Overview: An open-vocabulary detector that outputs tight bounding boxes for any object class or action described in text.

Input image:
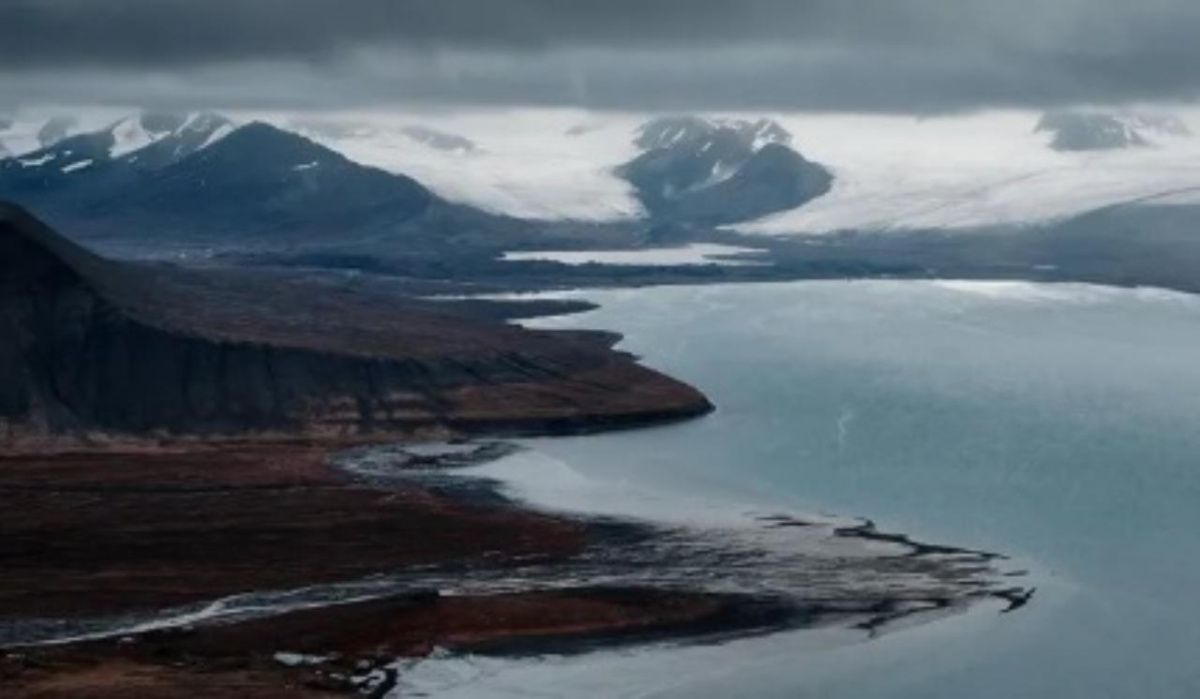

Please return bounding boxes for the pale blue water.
[401,280,1200,698]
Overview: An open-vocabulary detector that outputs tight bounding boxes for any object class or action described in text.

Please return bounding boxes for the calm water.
[400,280,1200,698]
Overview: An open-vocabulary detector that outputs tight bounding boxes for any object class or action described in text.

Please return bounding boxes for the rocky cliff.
[0,203,711,446]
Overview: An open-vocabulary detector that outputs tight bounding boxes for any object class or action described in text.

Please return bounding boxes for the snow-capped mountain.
[9,106,1200,241]
[634,116,792,152]
[1,112,233,174]
[0,118,537,255]
[107,121,435,239]
[1035,111,1192,151]
[617,116,832,224]
[286,107,1200,234]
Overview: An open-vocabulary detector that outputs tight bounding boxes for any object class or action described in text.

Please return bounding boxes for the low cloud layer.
[2,0,1199,112]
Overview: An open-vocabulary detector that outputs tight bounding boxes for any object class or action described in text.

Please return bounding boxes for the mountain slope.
[0,119,544,256]
[0,204,710,445]
[0,113,234,229]
[93,122,435,240]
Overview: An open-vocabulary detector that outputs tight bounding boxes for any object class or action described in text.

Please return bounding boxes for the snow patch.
[274,652,331,668]
[61,159,93,173]
[18,153,56,167]
[108,117,156,158]
[198,121,235,150]
[502,243,767,267]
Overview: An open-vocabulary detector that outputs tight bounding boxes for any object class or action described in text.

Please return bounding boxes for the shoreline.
[1,440,1029,697]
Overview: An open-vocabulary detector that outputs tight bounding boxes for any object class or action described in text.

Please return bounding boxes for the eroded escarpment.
[0,203,711,447]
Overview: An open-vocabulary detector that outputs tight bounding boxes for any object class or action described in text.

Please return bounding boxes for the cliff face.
[0,204,710,446]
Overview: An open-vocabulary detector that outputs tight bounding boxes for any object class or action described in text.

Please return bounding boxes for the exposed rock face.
[0,204,711,446]
[401,125,477,153]
[1036,110,1192,151]
[619,116,832,225]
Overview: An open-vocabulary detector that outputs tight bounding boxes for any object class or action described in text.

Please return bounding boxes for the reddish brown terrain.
[0,445,585,620]
[0,445,795,698]
[0,204,743,696]
[3,587,767,699]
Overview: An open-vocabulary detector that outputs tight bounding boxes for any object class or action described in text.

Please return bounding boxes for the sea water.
[399,280,1200,698]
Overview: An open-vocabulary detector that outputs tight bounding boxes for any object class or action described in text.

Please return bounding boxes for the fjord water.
[404,280,1200,698]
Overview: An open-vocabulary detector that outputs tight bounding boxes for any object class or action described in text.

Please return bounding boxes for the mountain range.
[1,112,841,255]
[0,114,552,259]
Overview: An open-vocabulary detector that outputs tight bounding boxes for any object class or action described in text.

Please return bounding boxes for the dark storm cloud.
[2,0,1199,111]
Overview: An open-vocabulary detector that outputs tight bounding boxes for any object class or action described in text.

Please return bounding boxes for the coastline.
[1,438,1028,697]
[0,441,789,697]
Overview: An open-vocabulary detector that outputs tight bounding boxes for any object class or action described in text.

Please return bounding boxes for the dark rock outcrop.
[401,125,477,153]
[1036,110,1191,151]
[0,204,711,446]
[618,116,832,225]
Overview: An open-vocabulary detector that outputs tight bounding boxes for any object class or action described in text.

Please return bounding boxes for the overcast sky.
[3,0,1199,113]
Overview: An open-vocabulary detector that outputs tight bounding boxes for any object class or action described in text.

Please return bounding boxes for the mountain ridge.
[0,204,711,447]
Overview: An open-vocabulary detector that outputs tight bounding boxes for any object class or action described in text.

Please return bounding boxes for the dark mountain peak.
[117,112,233,169]
[1035,110,1190,151]
[198,121,344,168]
[635,116,717,150]
[78,121,439,243]
[619,116,829,224]
[0,118,449,248]
[1036,111,1145,151]
[174,120,429,196]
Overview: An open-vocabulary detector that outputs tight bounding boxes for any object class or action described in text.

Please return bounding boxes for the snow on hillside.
[12,105,1196,233]
[735,109,1200,234]
[275,109,646,221]
[268,107,1200,233]
[108,115,159,157]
